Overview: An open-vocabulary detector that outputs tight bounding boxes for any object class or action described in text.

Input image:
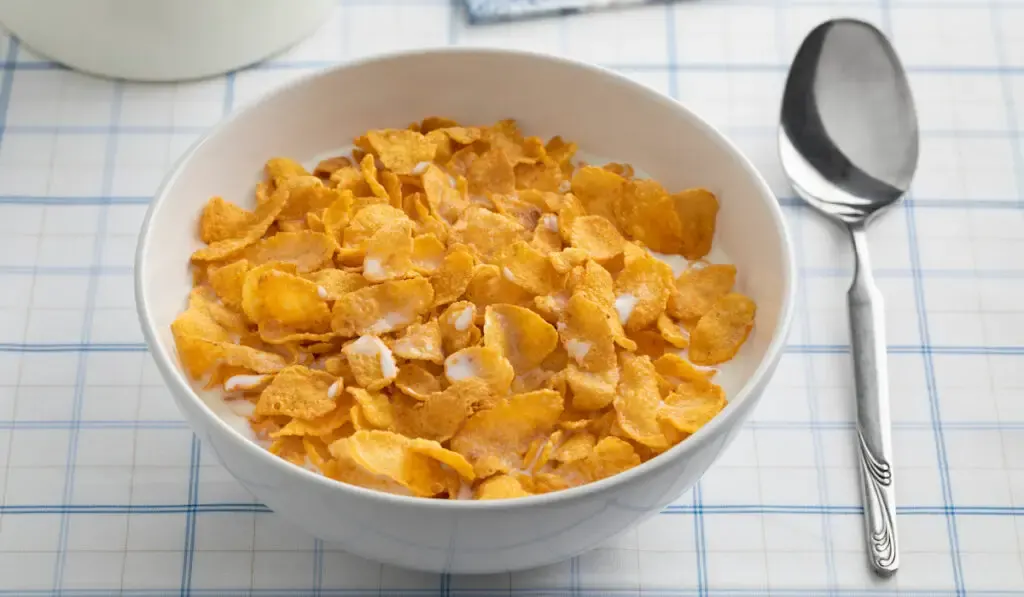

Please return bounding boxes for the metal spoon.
[779,18,919,577]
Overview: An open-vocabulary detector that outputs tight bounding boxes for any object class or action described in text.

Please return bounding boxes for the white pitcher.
[0,0,334,81]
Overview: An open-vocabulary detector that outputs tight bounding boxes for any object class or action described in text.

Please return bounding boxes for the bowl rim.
[135,45,797,511]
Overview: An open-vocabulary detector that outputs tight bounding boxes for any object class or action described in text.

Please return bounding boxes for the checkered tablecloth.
[0,0,1022,594]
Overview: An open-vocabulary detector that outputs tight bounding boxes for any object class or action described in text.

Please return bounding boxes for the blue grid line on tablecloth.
[180,433,201,594]
[49,79,124,591]
[9,502,1024,516]
[663,6,706,595]
[876,7,962,595]
[989,1,1024,211]
[0,590,1019,597]
[11,56,1024,75]
[792,160,839,592]
[903,197,965,588]
[692,483,708,597]
[877,1,964,587]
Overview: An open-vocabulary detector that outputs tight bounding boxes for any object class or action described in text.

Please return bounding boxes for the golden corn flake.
[444,346,514,395]
[613,354,669,451]
[245,231,334,273]
[391,380,481,443]
[330,277,434,337]
[253,269,331,331]
[407,437,475,481]
[175,117,752,500]
[570,215,626,261]
[395,362,442,400]
[475,474,532,499]
[554,431,596,463]
[363,219,414,282]
[419,116,459,133]
[219,342,290,373]
[360,154,390,201]
[347,387,394,429]
[422,163,468,224]
[486,119,539,165]
[654,352,713,386]
[439,301,481,354]
[567,364,619,411]
[450,389,563,478]
[483,304,558,373]
[465,264,531,311]
[191,180,289,263]
[326,436,411,495]
[272,401,352,439]
[515,157,563,193]
[501,241,565,296]
[171,314,230,379]
[430,247,476,307]
[492,193,543,230]
[522,431,560,474]
[688,293,756,365]
[381,170,403,208]
[657,313,690,349]
[628,329,669,360]
[673,188,719,260]
[659,379,726,436]
[568,260,634,351]
[531,214,563,253]
[411,234,446,274]
[329,164,371,195]
[342,204,410,254]
[549,248,588,275]
[303,268,367,300]
[278,176,344,222]
[614,178,684,254]
[189,285,247,334]
[199,197,255,244]
[467,148,516,196]
[668,264,737,324]
[450,206,524,263]
[313,155,352,179]
[265,157,309,184]
[342,335,398,391]
[349,404,375,431]
[321,190,354,247]
[255,365,338,419]
[544,136,577,175]
[547,437,641,488]
[392,319,444,364]
[556,193,586,242]
[560,294,616,372]
[334,429,451,497]
[366,129,437,175]
[570,166,625,222]
[614,244,674,331]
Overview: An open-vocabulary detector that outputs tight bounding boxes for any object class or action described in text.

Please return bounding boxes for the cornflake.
[172,117,756,500]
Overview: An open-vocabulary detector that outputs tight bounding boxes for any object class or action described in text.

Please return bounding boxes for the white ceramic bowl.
[136,48,796,574]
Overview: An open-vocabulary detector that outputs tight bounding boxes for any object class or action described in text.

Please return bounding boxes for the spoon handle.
[847,224,899,576]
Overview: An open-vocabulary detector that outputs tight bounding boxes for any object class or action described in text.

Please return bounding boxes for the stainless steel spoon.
[779,18,919,577]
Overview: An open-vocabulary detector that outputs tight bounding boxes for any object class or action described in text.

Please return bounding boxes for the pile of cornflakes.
[171,117,756,500]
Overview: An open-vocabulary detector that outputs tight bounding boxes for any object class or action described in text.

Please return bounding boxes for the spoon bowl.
[780,18,919,225]
[779,18,919,578]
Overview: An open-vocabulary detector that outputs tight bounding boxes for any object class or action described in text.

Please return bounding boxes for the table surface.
[1,0,1023,595]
